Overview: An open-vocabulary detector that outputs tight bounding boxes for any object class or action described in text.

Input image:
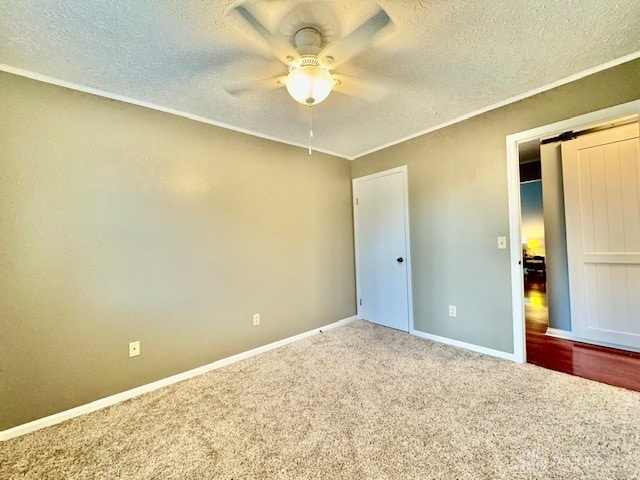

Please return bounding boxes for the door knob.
[397,257,404,263]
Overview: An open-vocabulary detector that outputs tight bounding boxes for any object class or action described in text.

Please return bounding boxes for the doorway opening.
[507,100,640,391]
[507,99,640,364]
[518,150,548,334]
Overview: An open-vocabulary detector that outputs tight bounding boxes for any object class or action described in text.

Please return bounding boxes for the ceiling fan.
[229,2,392,152]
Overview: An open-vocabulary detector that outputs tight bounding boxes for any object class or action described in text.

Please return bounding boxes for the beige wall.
[0,72,356,430]
[351,58,640,353]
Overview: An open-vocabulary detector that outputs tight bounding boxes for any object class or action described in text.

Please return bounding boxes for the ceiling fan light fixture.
[285,58,333,106]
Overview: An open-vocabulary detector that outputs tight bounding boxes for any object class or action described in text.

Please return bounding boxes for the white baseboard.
[410,329,518,362]
[546,327,640,353]
[0,315,357,442]
[545,327,574,340]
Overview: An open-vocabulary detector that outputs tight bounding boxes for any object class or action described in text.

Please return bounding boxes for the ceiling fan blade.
[234,5,300,65]
[226,75,288,95]
[332,74,388,102]
[319,9,391,68]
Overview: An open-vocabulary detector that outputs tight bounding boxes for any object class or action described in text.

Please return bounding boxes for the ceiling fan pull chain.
[307,104,313,155]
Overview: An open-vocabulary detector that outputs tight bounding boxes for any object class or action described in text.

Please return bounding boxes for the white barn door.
[353,166,411,332]
[562,122,640,349]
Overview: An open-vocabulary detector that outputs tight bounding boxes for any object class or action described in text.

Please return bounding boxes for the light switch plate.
[497,236,507,249]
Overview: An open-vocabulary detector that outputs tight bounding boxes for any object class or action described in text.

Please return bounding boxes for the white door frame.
[353,165,414,331]
[506,99,640,363]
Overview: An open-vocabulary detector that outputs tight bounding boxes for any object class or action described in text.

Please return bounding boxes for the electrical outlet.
[253,313,260,326]
[448,305,457,318]
[129,341,140,357]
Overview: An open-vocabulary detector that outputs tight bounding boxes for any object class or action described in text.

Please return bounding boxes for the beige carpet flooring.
[2,320,640,479]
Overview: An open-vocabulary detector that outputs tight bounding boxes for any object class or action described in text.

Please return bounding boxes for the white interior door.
[353,166,411,331]
[562,122,640,349]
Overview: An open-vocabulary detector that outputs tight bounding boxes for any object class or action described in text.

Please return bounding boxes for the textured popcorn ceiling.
[1,0,639,159]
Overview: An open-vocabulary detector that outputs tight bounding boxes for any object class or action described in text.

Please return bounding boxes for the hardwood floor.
[526,332,640,391]
[524,276,640,392]
[523,277,548,333]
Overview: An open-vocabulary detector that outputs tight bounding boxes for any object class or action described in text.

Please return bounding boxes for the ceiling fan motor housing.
[293,27,322,56]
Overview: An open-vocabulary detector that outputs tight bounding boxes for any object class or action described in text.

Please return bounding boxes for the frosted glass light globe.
[285,64,333,106]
